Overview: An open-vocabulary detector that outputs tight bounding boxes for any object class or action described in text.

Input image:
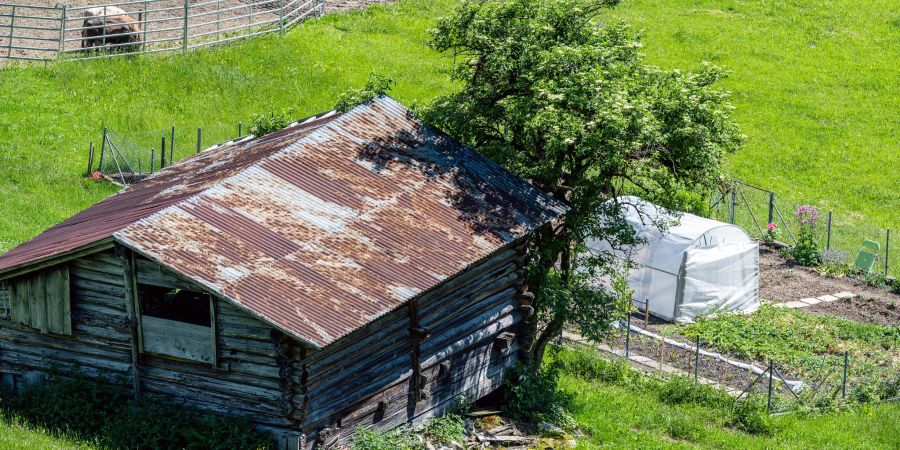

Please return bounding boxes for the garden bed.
[759,246,899,326]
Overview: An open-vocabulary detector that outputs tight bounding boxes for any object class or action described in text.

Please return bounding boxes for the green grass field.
[0,0,896,273]
[611,0,899,274]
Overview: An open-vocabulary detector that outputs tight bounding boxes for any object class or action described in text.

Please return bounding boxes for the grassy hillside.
[0,0,896,273]
[0,0,457,253]
[611,0,899,273]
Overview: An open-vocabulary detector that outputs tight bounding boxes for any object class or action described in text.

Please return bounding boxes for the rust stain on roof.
[1,96,566,348]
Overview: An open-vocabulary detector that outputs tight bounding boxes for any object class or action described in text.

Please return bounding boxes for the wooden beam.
[210,297,219,369]
[408,301,425,404]
[0,239,114,281]
[118,245,142,398]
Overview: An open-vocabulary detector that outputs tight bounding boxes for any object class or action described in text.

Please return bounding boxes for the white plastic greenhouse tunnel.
[585,196,760,323]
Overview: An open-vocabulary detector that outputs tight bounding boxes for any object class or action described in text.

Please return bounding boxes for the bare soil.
[759,246,900,326]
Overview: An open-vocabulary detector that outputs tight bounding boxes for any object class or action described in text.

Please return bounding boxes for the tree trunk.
[529,317,565,370]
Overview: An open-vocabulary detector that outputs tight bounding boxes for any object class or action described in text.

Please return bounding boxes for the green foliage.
[656,376,733,410]
[729,398,774,435]
[861,270,889,289]
[678,304,900,401]
[335,74,396,112]
[553,345,630,384]
[1,375,270,450]
[249,110,292,136]
[816,250,851,278]
[426,0,743,366]
[791,227,821,266]
[348,415,466,450]
[502,363,574,427]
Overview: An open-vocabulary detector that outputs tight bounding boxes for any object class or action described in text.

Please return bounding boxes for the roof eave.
[0,237,116,281]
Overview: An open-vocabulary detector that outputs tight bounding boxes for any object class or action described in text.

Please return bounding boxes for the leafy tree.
[424,0,743,366]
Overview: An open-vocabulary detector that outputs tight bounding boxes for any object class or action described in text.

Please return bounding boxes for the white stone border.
[777,291,855,309]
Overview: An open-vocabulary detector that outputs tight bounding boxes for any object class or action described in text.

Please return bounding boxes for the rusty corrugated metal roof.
[2,96,566,349]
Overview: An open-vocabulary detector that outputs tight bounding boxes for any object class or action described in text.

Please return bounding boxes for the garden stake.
[730,188,737,225]
[238,122,243,137]
[841,351,849,400]
[171,126,176,160]
[826,211,832,250]
[197,127,202,153]
[644,298,650,324]
[160,137,166,168]
[767,359,774,413]
[694,334,700,382]
[150,147,155,173]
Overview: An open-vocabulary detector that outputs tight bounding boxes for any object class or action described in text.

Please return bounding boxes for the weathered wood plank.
[142,316,214,364]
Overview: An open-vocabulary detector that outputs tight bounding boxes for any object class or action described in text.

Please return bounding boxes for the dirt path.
[759,246,899,325]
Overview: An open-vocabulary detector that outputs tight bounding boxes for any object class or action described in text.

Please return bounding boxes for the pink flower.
[767,223,777,231]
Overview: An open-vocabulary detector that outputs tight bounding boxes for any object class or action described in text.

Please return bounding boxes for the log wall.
[299,243,530,448]
[0,240,532,449]
[0,250,134,386]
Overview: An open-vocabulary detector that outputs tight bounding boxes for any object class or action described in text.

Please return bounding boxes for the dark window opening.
[138,285,211,327]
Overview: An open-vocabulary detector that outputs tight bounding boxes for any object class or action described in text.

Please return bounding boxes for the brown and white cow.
[81,7,142,53]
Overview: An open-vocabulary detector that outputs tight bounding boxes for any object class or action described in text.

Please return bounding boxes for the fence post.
[767,359,774,413]
[142,2,149,54]
[767,192,774,225]
[238,122,243,137]
[886,229,891,275]
[196,127,202,153]
[150,147,155,173]
[98,128,108,172]
[182,0,190,53]
[730,187,737,225]
[624,310,631,359]
[6,6,16,58]
[161,137,166,168]
[279,0,286,35]
[58,5,68,55]
[694,334,700,382]
[86,142,95,175]
[826,211,832,250]
[841,351,849,400]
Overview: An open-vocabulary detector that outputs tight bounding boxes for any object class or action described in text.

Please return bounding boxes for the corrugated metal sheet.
[2,96,566,349]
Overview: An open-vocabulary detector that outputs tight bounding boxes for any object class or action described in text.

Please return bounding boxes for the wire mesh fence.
[91,122,248,184]
[710,181,896,278]
[597,312,899,415]
[0,0,324,63]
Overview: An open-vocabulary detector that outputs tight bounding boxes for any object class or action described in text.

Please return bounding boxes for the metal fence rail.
[0,0,324,62]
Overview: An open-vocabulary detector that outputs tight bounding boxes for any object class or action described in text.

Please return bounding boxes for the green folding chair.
[853,240,880,273]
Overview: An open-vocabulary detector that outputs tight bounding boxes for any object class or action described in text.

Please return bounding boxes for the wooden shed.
[0,96,566,448]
